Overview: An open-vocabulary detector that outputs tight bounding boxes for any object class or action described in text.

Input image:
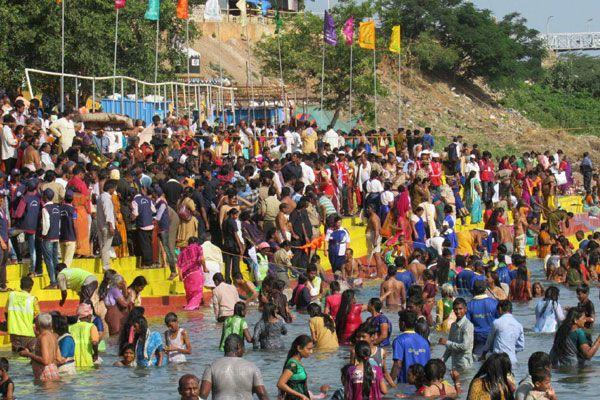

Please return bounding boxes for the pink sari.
[177,243,205,310]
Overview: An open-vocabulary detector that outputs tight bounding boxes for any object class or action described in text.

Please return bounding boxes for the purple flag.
[323,10,337,46]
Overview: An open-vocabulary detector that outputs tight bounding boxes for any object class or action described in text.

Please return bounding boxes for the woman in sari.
[177,237,208,310]
[465,170,482,224]
[112,191,129,257]
[176,188,198,248]
[68,170,92,257]
[133,317,164,367]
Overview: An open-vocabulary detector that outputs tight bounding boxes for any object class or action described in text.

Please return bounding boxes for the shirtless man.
[513,205,529,256]
[366,204,385,277]
[407,250,426,285]
[380,266,406,308]
[275,203,291,243]
[497,225,514,255]
[19,313,63,382]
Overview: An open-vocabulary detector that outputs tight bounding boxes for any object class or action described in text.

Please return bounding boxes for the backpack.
[447,143,458,162]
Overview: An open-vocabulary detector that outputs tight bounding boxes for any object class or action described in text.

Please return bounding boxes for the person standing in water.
[200,334,269,400]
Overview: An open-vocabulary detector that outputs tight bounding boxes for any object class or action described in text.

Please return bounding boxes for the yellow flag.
[358,20,376,50]
[389,25,401,54]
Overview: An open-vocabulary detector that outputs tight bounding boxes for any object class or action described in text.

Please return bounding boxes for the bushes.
[412,32,460,75]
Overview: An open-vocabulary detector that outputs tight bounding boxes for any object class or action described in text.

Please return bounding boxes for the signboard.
[189,56,201,74]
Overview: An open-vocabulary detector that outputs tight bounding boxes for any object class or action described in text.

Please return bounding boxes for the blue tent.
[305,106,359,133]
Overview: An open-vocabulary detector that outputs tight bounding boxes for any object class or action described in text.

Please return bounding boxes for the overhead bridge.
[541,32,600,52]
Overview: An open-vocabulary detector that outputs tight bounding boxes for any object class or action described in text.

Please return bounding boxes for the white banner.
[204,0,222,22]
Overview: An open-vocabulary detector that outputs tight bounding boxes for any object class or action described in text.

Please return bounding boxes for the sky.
[305,0,600,34]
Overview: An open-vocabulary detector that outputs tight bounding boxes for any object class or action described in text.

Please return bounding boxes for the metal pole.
[195,85,199,120]
[373,47,377,129]
[319,40,325,110]
[60,0,65,112]
[120,77,124,115]
[397,52,401,128]
[218,22,224,125]
[135,81,139,119]
[349,42,353,120]
[92,77,96,112]
[74,77,78,110]
[546,15,554,38]
[154,18,159,85]
[186,18,191,110]
[231,88,236,125]
[113,8,119,97]
[277,34,285,122]
[175,84,179,116]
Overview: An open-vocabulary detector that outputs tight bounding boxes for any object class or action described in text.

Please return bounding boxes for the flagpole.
[154,18,159,85]
[277,32,285,123]
[373,46,377,129]
[113,7,119,98]
[397,52,401,128]
[60,0,65,112]
[218,22,225,125]
[349,42,353,121]
[186,17,191,112]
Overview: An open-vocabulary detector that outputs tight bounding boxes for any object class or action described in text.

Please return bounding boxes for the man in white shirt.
[1,115,18,172]
[465,154,480,179]
[49,112,76,152]
[323,125,339,149]
[300,159,315,187]
[96,180,117,271]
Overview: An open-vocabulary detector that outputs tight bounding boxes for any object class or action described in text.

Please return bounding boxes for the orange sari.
[111,193,128,257]
[73,193,92,257]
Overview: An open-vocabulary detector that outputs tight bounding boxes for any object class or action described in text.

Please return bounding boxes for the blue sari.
[136,331,165,367]
[468,178,482,224]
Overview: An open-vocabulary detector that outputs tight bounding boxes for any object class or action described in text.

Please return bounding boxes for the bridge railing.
[541,32,600,51]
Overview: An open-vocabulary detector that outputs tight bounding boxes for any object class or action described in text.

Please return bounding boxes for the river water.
[5,259,599,399]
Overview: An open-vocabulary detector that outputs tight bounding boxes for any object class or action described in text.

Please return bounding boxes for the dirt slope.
[191,31,600,162]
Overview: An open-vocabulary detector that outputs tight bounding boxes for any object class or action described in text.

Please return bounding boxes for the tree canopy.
[0,0,199,102]
[255,1,386,126]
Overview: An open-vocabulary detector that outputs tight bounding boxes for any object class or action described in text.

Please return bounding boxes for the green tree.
[378,0,545,87]
[255,1,386,126]
[0,0,198,103]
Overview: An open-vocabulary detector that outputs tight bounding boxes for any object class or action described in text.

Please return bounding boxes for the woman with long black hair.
[345,340,387,400]
[549,308,600,367]
[307,303,338,350]
[277,335,314,400]
[252,302,287,350]
[335,289,367,345]
[133,316,164,367]
[534,286,565,333]
[467,353,514,400]
[508,267,532,301]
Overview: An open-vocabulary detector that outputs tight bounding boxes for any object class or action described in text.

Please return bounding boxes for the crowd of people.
[0,93,599,399]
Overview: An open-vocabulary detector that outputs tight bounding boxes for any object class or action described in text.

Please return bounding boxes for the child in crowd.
[164,312,192,364]
[397,364,426,398]
[0,358,13,400]
[343,249,364,286]
[219,302,253,351]
[113,344,137,367]
[525,370,557,400]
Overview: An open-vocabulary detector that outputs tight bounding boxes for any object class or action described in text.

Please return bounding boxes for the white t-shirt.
[381,190,394,206]
[366,179,384,194]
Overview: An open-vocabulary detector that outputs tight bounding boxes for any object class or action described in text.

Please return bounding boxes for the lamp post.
[546,15,554,37]
[587,18,593,33]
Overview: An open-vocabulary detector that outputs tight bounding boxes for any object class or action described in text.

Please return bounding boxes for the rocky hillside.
[191,27,600,162]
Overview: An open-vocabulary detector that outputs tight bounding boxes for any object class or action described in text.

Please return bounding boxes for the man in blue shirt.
[469,260,487,293]
[391,311,430,383]
[422,127,435,149]
[483,300,524,365]
[455,263,474,297]
[467,280,499,356]
[395,256,415,292]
